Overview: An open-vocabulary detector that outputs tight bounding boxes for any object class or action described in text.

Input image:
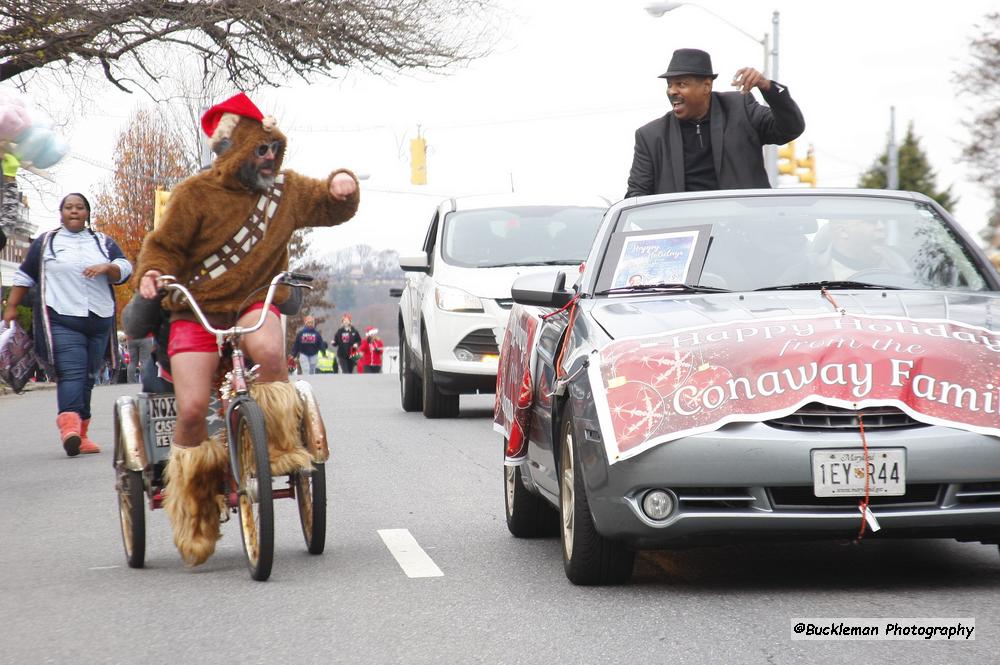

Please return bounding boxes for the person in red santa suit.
[359,326,385,373]
[135,93,359,567]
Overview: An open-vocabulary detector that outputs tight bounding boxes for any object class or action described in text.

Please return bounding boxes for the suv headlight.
[435,285,484,312]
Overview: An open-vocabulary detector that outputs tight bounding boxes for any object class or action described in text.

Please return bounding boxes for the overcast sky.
[18,0,998,258]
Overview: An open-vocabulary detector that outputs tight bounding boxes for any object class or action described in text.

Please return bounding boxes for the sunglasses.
[255,140,282,158]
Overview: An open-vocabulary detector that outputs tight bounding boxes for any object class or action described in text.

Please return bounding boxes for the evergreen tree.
[857,123,957,211]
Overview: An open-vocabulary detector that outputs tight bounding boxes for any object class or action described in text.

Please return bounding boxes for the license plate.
[811,448,906,497]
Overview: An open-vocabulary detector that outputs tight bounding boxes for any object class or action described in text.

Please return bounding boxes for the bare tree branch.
[0,0,503,91]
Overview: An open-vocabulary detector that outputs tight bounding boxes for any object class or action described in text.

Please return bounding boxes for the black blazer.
[625,83,805,198]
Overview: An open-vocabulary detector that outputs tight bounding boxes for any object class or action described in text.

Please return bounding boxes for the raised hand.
[731,67,771,94]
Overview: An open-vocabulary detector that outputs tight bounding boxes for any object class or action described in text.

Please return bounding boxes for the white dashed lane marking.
[377,528,444,578]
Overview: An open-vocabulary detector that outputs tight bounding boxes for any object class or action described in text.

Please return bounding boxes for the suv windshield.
[598,195,991,293]
[441,205,605,268]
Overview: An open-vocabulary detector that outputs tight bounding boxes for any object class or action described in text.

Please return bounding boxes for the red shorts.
[167,303,280,357]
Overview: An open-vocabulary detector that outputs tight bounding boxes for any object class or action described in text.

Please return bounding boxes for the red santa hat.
[200,92,277,148]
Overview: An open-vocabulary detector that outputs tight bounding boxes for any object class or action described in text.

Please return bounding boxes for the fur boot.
[79,419,101,454]
[56,412,82,457]
[164,438,228,566]
[249,380,312,476]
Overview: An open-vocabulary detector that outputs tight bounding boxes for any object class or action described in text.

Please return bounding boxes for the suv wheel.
[399,323,422,412]
[421,331,459,418]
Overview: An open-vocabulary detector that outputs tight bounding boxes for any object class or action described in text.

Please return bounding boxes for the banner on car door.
[494,305,543,464]
[589,313,1000,464]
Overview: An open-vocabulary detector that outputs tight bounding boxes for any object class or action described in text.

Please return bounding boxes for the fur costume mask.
[211,116,288,193]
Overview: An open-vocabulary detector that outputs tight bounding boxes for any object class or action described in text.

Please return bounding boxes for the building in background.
[0,178,35,285]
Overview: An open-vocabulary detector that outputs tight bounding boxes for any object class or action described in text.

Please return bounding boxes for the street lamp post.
[644,2,781,186]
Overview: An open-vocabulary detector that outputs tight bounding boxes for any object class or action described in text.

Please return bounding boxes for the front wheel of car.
[559,407,634,585]
[399,323,423,412]
[505,459,558,538]
[421,331,460,419]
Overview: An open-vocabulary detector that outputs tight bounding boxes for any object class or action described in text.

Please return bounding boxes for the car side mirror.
[399,252,429,274]
[511,271,575,308]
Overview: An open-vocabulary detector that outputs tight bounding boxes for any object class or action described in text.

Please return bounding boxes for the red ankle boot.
[56,412,82,457]
[79,419,101,455]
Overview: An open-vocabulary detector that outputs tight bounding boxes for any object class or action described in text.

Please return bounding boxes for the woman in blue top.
[2,193,132,456]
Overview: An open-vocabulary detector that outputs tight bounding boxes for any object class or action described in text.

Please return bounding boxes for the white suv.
[398,193,607,417]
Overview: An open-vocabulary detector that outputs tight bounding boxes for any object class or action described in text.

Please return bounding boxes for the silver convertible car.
[494,189,1000,585]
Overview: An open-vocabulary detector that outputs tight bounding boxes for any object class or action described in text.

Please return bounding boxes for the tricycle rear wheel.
[117,468,146,568]
[296,462,327,554]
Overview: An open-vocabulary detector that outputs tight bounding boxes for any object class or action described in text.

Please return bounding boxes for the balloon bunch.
[0,89,69,171]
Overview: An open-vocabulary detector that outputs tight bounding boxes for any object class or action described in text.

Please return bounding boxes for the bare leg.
[241,308,286,381]
[240,307,310,474]
[169,351,220,447]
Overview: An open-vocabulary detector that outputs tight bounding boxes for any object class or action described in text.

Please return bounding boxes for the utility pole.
[765,10,780,186]
[887,106,899,189]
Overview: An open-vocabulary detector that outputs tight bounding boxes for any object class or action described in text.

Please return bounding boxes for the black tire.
[230,399,274,582]
[296,462,327,555]
[505,459,559,538]
[421,331,459,419]
[117,468,146,569]
[558,407,634,585]
[399,322,423,412]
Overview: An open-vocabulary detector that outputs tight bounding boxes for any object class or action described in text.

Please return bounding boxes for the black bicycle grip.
[286,272,314,282]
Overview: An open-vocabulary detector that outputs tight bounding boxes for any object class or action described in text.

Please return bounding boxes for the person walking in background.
[316,346,336,373]
[291,314,326,374]
[332,313,362,374]
[1,192,132,456]
[127,332,153,383]
[360,326,384,374]
[625,48,804,197]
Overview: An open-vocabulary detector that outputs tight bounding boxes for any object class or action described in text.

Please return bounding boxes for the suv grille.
[769,484,942,509]
[495,298,514,310]
[765,402,927,431]
[455,328,500,356]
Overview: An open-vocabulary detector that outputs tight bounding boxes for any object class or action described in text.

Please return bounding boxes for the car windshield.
[597,195,991,293]
[441,205,605,268]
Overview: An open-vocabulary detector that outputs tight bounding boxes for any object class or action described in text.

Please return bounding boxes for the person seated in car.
[780,218,911,284]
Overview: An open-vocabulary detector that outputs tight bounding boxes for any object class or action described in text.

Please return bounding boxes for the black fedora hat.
[658,48,718,80]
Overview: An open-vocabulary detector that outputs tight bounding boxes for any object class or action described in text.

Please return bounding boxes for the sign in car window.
[589,313,1000,464]
[610,230,700,288]
[597,224,712,293]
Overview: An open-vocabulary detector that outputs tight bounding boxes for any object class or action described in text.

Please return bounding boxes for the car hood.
[589,290,1000,339]
[438,265,579,299]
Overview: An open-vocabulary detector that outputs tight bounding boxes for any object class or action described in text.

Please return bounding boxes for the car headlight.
[435,285,484,312]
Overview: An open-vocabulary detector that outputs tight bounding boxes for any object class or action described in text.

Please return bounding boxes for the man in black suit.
[625,48,805,197]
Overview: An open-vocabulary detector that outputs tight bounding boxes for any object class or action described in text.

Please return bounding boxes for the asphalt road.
[1,374,998,664]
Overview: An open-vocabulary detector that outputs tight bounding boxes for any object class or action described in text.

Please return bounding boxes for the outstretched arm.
[284,169,361,231]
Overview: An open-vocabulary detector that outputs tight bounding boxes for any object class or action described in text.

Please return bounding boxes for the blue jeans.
[48,309,113,420]
[299,353,319,374]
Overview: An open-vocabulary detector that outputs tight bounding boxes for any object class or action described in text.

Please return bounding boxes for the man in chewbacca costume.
[135,92,359,566]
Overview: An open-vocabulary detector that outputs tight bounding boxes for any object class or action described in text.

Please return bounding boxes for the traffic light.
[153,188,171,228]
[410,137,427,185]
[777,141,797,175]
[797,146,816,187]
[776,141,818,187]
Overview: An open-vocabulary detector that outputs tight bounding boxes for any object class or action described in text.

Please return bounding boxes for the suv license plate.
[811,448,906,497]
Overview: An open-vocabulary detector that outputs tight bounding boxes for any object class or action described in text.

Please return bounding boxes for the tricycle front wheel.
[231,399,274,582]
